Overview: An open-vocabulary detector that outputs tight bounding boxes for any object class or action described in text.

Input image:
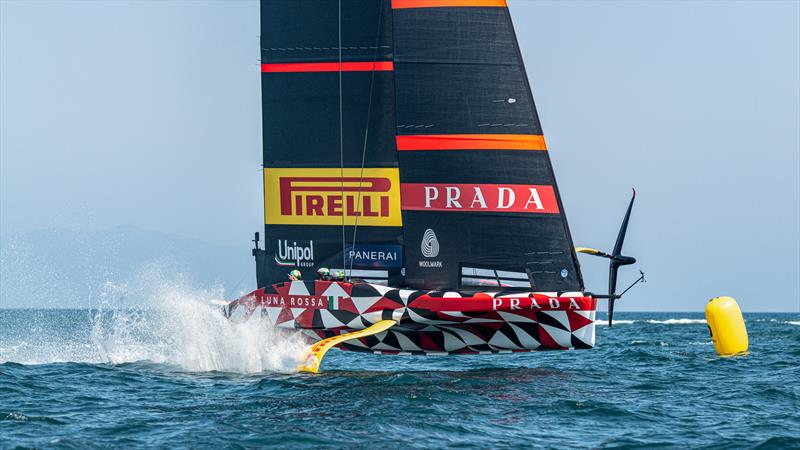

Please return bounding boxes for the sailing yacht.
[224,0,642,372]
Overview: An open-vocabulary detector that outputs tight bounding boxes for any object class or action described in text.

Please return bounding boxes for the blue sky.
[1,1,798,311]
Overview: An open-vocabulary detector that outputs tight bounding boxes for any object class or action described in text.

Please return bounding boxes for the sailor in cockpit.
[317,267,331,281]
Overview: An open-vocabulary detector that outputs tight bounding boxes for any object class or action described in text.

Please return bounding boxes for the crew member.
[288,269,302,281]
[317,267,331,281]
[333,271,346,282]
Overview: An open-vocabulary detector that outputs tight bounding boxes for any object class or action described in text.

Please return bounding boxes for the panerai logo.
[419,229,442,268]
[275,240,314,267]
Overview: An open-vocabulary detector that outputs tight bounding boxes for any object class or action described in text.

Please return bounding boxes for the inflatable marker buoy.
[705,296,748,356]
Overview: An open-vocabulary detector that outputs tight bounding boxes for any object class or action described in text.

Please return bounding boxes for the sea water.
[1,288,798,448]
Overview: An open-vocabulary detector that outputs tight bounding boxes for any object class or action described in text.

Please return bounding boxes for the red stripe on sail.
[400,183,559,214]
[392,0,507,8]
[396,134,547,151]
[261,62,394,73]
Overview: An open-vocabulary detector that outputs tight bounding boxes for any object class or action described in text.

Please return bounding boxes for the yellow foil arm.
[297,320,398,373]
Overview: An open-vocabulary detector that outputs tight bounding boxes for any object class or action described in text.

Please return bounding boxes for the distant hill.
[0,226,256,308]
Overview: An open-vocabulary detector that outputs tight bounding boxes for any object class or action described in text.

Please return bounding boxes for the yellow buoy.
[705,296,748,356]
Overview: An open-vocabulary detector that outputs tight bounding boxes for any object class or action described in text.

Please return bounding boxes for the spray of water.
[92,274,309,373]
[2,270,308,373]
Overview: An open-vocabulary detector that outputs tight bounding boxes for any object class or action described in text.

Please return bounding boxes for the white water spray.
[1,272,308,373]
[89,276,308,373]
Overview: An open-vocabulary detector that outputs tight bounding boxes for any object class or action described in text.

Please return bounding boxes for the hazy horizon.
[1,1,798,312]
[0,225,800,312]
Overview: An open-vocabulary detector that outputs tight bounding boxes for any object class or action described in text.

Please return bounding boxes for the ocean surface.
[1,299,798,448]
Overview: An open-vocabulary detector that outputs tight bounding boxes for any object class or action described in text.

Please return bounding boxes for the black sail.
[391,0,583,291]
[258,0,403,286]
[256,0,582,293]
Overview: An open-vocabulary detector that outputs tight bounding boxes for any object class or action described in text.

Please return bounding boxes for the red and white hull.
[225,281,597,354]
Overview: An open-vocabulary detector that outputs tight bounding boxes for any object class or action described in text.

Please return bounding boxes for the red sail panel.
[400,183,559,214]
[392,0,507,9]
[262,61,394,73]
[396,134,547,151]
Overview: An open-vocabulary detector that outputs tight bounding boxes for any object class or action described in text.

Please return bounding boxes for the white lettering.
[418,260,443,267]
[424,187,439,208]
[445,187,462,208]
[497,187,515,209]
[531,299,542,309]
[277,240,314,267]
[470,187,488,209]
[349,250,397,261]
[493,298,502,310]
[275,296,335,308]
[525,188,544,210]
[569,298,580,309]
[510,298,521,310]
[548,298,560,308]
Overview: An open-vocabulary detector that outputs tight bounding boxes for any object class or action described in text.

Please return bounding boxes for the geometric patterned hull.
[225,281,597,355]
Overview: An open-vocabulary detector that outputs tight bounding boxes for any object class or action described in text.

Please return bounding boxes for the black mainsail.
[256,0,583,292]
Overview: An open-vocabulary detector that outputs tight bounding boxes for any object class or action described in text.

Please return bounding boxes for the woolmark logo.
[420,229,439,258]
[275,240,314,267]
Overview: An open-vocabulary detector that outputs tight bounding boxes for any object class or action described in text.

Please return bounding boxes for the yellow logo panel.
[264,168,402,226]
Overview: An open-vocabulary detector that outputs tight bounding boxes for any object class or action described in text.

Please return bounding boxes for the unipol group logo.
[275,240,314,267]
[264,168,402,226]
[400,183,560,214]
[419,228,442,268]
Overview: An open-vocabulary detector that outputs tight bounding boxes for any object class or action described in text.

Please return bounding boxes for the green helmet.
[334,271,345,280]
[317,267,330,277]
[289,269,302,280]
